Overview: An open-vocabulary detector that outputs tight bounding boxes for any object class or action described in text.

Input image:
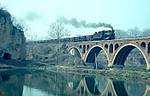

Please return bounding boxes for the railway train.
[62,27,115,42]
[47,27,115,43]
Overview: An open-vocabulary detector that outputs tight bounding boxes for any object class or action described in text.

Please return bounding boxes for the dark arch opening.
[104,44,108,49]
[87,45,90,50]
[113,81,128,96]
[148,42,150,53]
[2,53,11,60]
[109,44,113,53]
[79,45,82,49]
[108,92,112,96]
[1,74,10,82]
[140,42,146,48]
[81,86,84,94]
[115,44,119,50]
[85,76,100,95]
[85,46,108,69]
[113,45,147,70]
[83,45,86,53]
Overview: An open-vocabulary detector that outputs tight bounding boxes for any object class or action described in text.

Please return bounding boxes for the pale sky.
[1,0,150,40]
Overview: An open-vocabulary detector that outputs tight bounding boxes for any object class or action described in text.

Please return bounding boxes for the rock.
[0,9,26,61]
[0,9,12,50]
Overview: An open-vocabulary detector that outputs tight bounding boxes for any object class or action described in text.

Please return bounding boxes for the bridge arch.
[112,43,149,69]
[140,42,146,48]
[68,46,81,58]
[85,45,110,67]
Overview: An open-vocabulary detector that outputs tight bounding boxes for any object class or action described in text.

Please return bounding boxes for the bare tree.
[48,19,69,39]
[48,19,70,64]
[141,28,150,37]
[127,27,141,38]
[115,29,129,39]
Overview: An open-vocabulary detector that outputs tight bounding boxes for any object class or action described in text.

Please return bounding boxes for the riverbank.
[43,65,150,82]
[1,60,150,81]
[1,59,150,84]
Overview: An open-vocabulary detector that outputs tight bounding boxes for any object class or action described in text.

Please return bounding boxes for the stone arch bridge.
[68,38,150,69]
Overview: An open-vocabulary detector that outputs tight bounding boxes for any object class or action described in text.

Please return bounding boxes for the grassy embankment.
[39,65,150,82]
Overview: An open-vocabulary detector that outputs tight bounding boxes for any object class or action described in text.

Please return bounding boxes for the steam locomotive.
[62,27,115,42]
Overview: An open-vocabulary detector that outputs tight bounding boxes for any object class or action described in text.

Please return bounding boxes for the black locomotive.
[91,28,115,40]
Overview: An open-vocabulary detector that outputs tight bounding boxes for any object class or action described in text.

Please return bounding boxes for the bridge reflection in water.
[0,70,150,96]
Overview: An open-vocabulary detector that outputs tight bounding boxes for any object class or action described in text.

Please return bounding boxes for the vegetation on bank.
[43,65,150,82]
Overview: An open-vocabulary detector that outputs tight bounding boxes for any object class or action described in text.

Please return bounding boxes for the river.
[0,69,149,96]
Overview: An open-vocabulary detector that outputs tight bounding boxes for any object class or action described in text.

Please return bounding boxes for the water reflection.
[124,80,146,96]
[84,76,108,95]
[23,85,50,96]
[0,70,149,96]
[0,72,24,96]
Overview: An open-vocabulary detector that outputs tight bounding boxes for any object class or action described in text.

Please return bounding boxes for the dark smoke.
[58,16,113,30]
[25,12,43,21]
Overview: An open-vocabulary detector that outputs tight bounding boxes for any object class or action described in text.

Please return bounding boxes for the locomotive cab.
[102,29,115,40]
[92,26,115,40]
